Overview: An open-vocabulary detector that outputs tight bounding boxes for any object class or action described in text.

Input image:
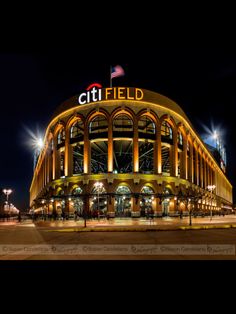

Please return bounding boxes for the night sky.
[0,48,236,210]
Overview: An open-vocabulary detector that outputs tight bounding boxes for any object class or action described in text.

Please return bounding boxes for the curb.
[46,224,236,233]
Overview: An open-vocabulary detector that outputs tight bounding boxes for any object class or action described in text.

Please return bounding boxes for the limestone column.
[199,153,203,188]
[155,197,162,216]
[83,123,90,174]
[107,195,115,217]
[53,135,60,179]
[156,123,162,174]
[131,194,140,217]
[65,127,73,177]
[133,118,139,173]
[108,117,113,173]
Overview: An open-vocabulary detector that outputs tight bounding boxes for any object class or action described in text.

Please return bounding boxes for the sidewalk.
[33,215,236,232]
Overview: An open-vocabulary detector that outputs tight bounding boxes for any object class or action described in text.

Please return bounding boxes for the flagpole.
[110,66,112,88]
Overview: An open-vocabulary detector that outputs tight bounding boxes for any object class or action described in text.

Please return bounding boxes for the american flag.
[111,65,125,79]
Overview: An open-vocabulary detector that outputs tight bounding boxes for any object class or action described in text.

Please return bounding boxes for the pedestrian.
[18,211,21,222]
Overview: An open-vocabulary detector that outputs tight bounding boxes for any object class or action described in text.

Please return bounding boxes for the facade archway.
[177,131,184,177]
[162,187,172,216]
[113,114,133,173]
[90,182,107,218]
[55,187,65,216]
[89,115,108,174]
[70,119,84,175]
[138,115,156,173]
[140,185,155,217]
[115,185,132,217]
[71,186,83,217]
[161,121,173,175]
[56,127,66,178]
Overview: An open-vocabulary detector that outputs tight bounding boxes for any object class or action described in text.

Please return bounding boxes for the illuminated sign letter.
[135,88,144,100]
[78,93,87,105]
[105,88,113,100]
[91,87,98,102]
[127,88,135,100]
[118,87,126,99]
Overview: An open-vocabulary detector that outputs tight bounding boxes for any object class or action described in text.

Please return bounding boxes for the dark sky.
[0,48,236,210]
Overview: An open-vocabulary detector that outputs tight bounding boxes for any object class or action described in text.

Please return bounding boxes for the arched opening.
[90,182,107,218]
[115,185,132,217]
[48,139,53,182]
[57,128,65,147]
[138,116,155,173]
[140,185,155,217]
[55,188,65,217]
[113,114,133,173]
[72,186,83,217]
[161,121,173,176]
[177,131,184,177]
[162,187,172,216]
[89,115,108,174]
[57,128,66,177]
[187,141,191,181]
[70,120,84,175]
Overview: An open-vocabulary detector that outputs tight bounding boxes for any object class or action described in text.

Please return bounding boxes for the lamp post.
[207,185,216,221]
[3,189,12,213]
[3,189,12,203]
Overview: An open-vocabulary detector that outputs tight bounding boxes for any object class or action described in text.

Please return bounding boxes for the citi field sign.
[78,83,144,105]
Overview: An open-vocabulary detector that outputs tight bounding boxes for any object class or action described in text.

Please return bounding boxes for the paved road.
[1,220,236,260]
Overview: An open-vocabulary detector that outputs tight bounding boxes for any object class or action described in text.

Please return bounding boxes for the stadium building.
[30,85,233,218]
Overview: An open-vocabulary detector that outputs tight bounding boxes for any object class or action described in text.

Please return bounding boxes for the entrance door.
[162,199,169,216]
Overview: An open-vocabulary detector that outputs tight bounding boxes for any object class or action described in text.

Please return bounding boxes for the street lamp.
[3,189,12,204]
[207,185,216,220]
[2,189,12,215]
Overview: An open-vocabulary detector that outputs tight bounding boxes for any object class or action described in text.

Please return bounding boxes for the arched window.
[60,151,65,176]
[177,131,183,146]
[90,183,107,217]
[139,141,154,173]
[70,120,84,142]
[140,185,155,217]
[70,121,84,175]
[161,146,171,175]
[113,114,133,173]
[89,115,108,174]
[138,116,156,139]
[113,114,133,136]
[57,128,65,146]
[56,128,65,178]
[177,132,183,177]
[72,187,83,217]
[56,188,64,196]
[161,121,173,140]
[89,115,108,139]
[115,185,132,217]
[72,187,83,195]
